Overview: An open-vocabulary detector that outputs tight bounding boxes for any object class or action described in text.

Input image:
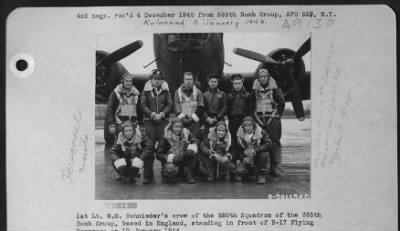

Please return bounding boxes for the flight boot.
[142,177,153,184]
[125,176,136,183]
[207,175,216,182]
[116,175,126,181]
[115,166,128,181]
[269,144,286,177]
[256,170,266,184]
[186,167,196,184]
[143,166,154,184]
[229,172,236,182]
[270,162,286,177]
[235,161,246,182]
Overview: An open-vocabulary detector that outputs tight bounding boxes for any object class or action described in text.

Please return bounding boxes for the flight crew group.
[106,68,286,185]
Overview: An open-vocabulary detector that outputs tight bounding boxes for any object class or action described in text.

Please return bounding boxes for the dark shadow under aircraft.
[96,33,310,144]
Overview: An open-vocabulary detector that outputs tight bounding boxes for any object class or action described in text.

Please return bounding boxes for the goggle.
[151,69,163,79]
[243,121,253,126]
[258,69,269,74]
[122,73,134,80]
[216,126,227,131]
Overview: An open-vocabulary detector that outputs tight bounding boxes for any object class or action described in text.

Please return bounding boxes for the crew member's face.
[208,78,218,89]
[139,126,146,137]
[232,79,243,92]
[258,70,270,85]
[216,128,227,139]
[183,74,194,88]
[123,78,133,89]
[151,75,162,88]
[172,123,183,135]
[243,123,254,134]
[123,126,134,139]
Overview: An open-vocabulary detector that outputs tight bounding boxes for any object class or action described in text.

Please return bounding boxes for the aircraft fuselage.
[153,33,224,93]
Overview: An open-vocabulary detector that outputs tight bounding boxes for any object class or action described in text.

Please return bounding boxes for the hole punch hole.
[16,59,28,71]
[10,53,35,79]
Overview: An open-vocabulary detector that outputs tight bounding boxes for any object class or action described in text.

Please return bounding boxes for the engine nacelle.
[256,48,309,101]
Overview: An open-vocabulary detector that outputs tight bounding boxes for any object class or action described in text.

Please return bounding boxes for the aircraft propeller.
[292,38,310,62]
[232,48,281,65]
[233,38,311,121]
[95,40,143,102]
[96,40,143,67]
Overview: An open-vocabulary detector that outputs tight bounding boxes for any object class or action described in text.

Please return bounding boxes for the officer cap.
[207,73,220,80]
[121,73,134,81]
[231,74,243,81]
[150,69,163,79]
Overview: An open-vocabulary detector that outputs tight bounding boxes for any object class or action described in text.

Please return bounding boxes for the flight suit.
[236,121,272,183]
[110,129,154,181]
[174,85,204,138]
[227,87,252,162]
[106,84,141,141]
[202,88,228,134]
[156,125,199,183]
[251,79,286,176]
[199,128,235,181]
[140,80,173,145]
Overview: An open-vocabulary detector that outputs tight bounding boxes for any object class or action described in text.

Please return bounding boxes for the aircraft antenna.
[142,57,159,68]
[224,61,232,67]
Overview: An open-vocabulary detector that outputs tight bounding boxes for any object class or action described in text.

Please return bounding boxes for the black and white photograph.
[95,32,311,199]
[5,5,397,231]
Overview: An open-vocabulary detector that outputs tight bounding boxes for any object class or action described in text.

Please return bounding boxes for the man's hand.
[109,124,117,134]
[220,155,230,163]
[244,148,255,157]
[187,143,198,154]
[177,113,185,119]
[206,117,217,126]
[226,153,233,161]
[154,113,162,122]
[114,158,127,169]
[191,113,200,122]
[131,157,144,169]
[167,154,175,163]
[210,153,223,163]
[116,118,122,124]
[243,156,253,165]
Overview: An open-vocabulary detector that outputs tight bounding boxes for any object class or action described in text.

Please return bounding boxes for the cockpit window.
[165,33,209,52]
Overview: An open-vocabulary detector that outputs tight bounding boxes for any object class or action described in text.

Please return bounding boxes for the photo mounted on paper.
[95,32,311,200]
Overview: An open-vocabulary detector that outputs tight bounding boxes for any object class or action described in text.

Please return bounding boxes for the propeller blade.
[283,70,306,120]
[97,40,143,66]
[290,87,306,121]
[293,38,310,61]
[233,48,281,65]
